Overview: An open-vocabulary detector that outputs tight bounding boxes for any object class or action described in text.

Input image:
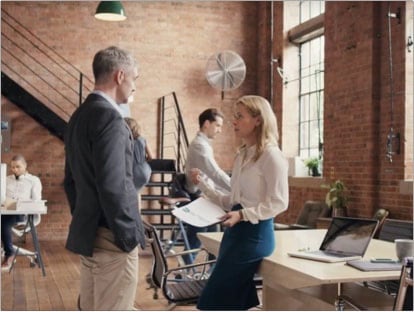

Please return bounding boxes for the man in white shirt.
[182,108,231,264]
[1,154,42,270]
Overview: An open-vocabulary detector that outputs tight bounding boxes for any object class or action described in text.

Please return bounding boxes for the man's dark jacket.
[64,93,145,257]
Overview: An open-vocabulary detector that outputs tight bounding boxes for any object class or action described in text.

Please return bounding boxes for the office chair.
[144,220,215,310]
[275,200,330,230]
[158,196,193,264]
[363,219,413,295]
[394,257,413,310]
[372,208,389,239]
[339,257,413,311]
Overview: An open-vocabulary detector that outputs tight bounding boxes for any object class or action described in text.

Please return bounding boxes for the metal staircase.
[140,93,191,241]
[1,72,67,140]
[141,159,178,241]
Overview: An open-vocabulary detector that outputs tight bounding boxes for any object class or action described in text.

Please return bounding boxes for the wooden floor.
[1,240,198,311]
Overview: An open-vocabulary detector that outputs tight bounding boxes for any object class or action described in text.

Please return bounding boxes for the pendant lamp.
[95,1,126,22]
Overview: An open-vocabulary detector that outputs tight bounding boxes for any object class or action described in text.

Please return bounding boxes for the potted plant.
[321,180,348,217]
[304,157,320,177]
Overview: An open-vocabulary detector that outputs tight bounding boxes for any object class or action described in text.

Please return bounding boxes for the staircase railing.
[1,9,93,121]
[159,92,189,172]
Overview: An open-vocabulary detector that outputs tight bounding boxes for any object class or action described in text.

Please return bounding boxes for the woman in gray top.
[124,117,153,191]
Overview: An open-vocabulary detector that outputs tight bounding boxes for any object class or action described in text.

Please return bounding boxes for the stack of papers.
[172,197,226,227]
[16,200,47,212]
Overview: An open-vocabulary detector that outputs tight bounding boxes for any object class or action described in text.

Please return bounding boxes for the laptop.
[288,217,379,263]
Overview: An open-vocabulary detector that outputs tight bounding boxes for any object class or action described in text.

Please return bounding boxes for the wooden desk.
[1,206,47,276]
[198,229,399,310]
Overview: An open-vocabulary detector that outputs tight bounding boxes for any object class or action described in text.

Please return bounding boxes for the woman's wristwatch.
[238,210,244,221]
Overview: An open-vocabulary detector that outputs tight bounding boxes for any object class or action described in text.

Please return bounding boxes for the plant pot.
[311,167,321,177]
[332,207,347,217]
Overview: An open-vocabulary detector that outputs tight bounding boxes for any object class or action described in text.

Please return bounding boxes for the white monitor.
[1,163,6,204]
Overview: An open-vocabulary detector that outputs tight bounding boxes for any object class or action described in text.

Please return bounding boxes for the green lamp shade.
[95,1,126,22]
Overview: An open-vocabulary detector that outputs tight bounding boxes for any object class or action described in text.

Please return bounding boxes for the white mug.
[395,239,414,262]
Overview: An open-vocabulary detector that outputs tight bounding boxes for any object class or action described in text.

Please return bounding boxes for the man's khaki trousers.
[79,227,138,310]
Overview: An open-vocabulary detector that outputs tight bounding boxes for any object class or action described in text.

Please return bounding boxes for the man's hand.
[190,168,201,185]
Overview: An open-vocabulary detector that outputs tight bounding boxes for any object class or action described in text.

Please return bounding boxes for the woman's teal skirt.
[197,204,275,310]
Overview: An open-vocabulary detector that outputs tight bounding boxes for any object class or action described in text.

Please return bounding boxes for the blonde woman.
[190,95,289,310]
[124,117,153,192]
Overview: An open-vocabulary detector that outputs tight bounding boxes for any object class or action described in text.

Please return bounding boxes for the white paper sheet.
[171,197,226,227]
[16,200,47,212]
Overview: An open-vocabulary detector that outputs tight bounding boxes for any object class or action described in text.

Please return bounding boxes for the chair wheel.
[29,261,36,268]
[153,293,158,299]
[145,273,152,285]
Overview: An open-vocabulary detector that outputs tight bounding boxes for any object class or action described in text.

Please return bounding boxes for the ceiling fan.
[205,50,246,99]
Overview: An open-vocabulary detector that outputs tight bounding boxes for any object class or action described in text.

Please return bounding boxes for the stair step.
[141,194,171,201]
[148,159,176,172]
[151,224,182,230]
[141,209,173,216]
[146,181,171,187]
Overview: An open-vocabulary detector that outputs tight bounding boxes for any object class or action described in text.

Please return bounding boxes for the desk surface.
[198,229,400,289]
[1,207,47,215]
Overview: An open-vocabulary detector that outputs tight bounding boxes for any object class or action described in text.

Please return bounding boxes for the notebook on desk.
[346,259,402,271]
[288,217,379,263]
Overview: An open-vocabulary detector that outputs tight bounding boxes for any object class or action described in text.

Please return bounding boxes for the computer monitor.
[1,163,6,204]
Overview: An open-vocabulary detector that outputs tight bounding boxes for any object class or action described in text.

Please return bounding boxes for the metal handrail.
[1,9,93,120]
[159,92,189,171]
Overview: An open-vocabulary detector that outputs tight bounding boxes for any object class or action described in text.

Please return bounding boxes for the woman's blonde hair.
[124,117,141,139]
[235,95,279,161]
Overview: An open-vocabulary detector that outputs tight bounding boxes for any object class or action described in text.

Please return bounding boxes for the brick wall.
[275,1,413,224]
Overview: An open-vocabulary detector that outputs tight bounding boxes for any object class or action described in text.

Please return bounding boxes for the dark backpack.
[169,173,190,199]
[169,173,201,202]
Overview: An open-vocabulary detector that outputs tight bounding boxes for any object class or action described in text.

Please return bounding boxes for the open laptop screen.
[320,217,379,256]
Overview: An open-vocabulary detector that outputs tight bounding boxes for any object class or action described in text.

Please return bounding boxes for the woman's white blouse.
[198,144,289,224]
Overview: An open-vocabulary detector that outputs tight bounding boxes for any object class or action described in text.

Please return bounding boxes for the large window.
[299,36,324,159]
[282,0,325,176]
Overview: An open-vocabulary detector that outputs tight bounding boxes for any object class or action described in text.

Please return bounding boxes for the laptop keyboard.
[308,250,351,258]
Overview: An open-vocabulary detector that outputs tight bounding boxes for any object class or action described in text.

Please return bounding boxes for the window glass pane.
[319,91,324,115]
[310,1,324,20]
[320,36,325,61]
[300,95,309,121]
[301,40,310,69]
[300,0,325,23]
[309,120,320,148]
[309,93,319,120]
[300,1,310,23]
[300,122,309,149]
[301,76,310,94]
[309,68,318,92]
[309,148,319,158]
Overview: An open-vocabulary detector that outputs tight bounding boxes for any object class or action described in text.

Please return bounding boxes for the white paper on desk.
[172,197,226,227]
[16,200,47,211]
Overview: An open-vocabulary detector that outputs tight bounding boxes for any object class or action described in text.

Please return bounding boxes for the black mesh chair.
[339,257,413,311]
[275,200,330,230]
[144,220,215,310]
[364,219,413,295]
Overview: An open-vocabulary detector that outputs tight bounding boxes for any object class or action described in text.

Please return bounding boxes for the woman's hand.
[220,211,242,227]
[190,168,201,185]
